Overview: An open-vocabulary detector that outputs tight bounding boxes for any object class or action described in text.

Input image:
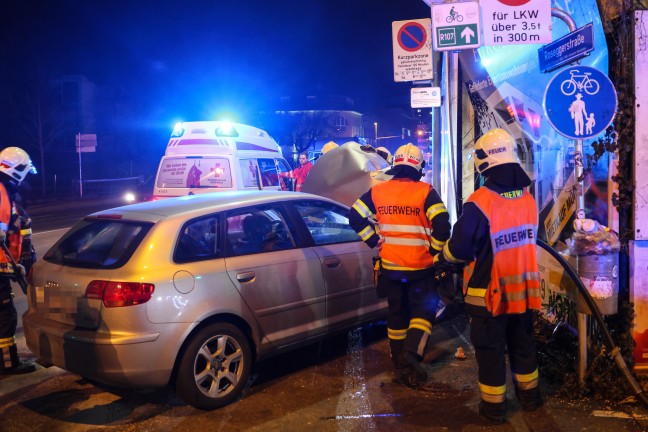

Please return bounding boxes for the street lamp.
[373,122,378,145]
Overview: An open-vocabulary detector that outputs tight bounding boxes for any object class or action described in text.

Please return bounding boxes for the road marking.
[32,228,69,237]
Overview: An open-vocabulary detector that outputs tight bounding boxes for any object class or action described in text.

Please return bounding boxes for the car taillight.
[85,280,155,308]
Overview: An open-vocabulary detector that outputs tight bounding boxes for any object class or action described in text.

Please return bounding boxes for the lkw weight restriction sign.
[481,0,552,46]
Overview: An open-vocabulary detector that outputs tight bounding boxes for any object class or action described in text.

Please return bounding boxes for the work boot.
[479,400,507,425]
[0,360,36,375]
[516,386,543,412]
[398,352,428,388]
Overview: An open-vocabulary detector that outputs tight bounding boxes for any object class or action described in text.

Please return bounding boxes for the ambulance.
[153,121,292,199]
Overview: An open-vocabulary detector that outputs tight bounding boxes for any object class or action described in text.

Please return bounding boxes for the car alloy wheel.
[175,322,252,409]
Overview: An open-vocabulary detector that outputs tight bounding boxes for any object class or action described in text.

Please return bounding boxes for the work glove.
[13,264,27,295]
[20,244,37,276]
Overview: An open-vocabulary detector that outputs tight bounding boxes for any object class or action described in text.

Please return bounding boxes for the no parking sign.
[392,19,433,82]
[543,65,617,140]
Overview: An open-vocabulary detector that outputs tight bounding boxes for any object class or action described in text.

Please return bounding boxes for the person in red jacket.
[434,128,542,424]
[281,153,312,191]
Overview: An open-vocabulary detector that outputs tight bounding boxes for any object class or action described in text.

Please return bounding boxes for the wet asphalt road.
[3,308,648,431]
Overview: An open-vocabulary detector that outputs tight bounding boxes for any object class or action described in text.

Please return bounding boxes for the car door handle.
[236,272,256,283]
[325,258,341,268]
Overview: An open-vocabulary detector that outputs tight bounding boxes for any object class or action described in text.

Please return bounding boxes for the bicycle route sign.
[431,2,481,51]
[543,65,617,140]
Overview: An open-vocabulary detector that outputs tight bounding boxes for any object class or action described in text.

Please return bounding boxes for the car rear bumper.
[23,311,190,388]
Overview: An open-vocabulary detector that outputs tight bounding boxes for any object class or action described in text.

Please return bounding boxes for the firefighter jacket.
[436,182,541,317]
[0,183,29,275]
[349,178,450,278]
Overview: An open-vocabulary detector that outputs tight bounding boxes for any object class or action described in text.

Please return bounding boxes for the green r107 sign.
[432,2,482,51]
[436,24,480,49]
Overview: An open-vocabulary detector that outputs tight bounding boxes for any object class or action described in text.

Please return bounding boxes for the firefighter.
[0,147,37,375]
[376,146,393,165]
[349,143,450,389]
[321,141,338,155]
[434,128,542,423]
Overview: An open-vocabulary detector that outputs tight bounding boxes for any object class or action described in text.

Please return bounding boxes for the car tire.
[175,322,252,410]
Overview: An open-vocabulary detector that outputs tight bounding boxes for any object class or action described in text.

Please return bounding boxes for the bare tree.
[266,111,333,166]
[7,69,69,196]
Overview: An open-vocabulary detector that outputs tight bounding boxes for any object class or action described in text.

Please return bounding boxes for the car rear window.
[43,219,153,269]
[157,156,233,189]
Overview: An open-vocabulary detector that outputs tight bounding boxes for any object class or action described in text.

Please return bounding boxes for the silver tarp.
[301,142,392,207]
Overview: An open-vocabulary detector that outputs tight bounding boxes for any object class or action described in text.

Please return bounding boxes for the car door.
[223,204,327,348]
[289,199,386,332]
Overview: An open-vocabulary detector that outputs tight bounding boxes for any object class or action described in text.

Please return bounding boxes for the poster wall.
[459,0,609,245]
[631,10,648,370]
[457,0,610,315]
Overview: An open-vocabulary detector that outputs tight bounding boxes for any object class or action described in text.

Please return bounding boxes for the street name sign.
[538,23,594,72]
[76,133,97,153]
[431,2,481,51]
[543,65,617,140]
[481,0,552,46]
[392,19,433,82]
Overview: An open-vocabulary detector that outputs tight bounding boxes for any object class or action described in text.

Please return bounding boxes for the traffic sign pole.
[77,132,83,198]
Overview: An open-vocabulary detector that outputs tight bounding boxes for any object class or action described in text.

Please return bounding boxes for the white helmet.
[392,143,424,171]
[473,129,520,174]
[0,147,37,183]
[376,146,393,165]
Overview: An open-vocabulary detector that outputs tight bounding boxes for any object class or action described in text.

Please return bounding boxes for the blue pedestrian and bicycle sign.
[543,65,617,140]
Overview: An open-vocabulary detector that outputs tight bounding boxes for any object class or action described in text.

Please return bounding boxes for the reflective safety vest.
[464,187,541,316]
[372,179,434,271]
[0,183,22,272]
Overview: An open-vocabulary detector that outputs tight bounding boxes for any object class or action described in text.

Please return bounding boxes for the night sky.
[2,0,431,122]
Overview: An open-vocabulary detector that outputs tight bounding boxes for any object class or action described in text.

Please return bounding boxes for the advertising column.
[632,10,648,371]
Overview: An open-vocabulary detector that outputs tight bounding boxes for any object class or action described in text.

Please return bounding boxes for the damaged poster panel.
[459,0,610,247]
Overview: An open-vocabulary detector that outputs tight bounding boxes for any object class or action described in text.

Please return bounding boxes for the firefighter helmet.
[473,128,520,174]
[322,141,339,154]
[393,143,424,171]
[0,147,36,183]
[376,146,393,165]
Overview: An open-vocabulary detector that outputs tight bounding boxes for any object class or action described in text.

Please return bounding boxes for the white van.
[153,121,292,199]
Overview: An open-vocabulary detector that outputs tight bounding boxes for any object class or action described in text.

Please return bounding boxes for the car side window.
[293,200,360,245]
[225,206,295,256]
[174,215,219,262]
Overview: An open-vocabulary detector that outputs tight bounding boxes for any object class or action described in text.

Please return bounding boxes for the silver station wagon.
[23,190,385,409]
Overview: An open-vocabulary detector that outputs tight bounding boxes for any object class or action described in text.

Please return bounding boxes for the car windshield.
[43,218,153,269]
